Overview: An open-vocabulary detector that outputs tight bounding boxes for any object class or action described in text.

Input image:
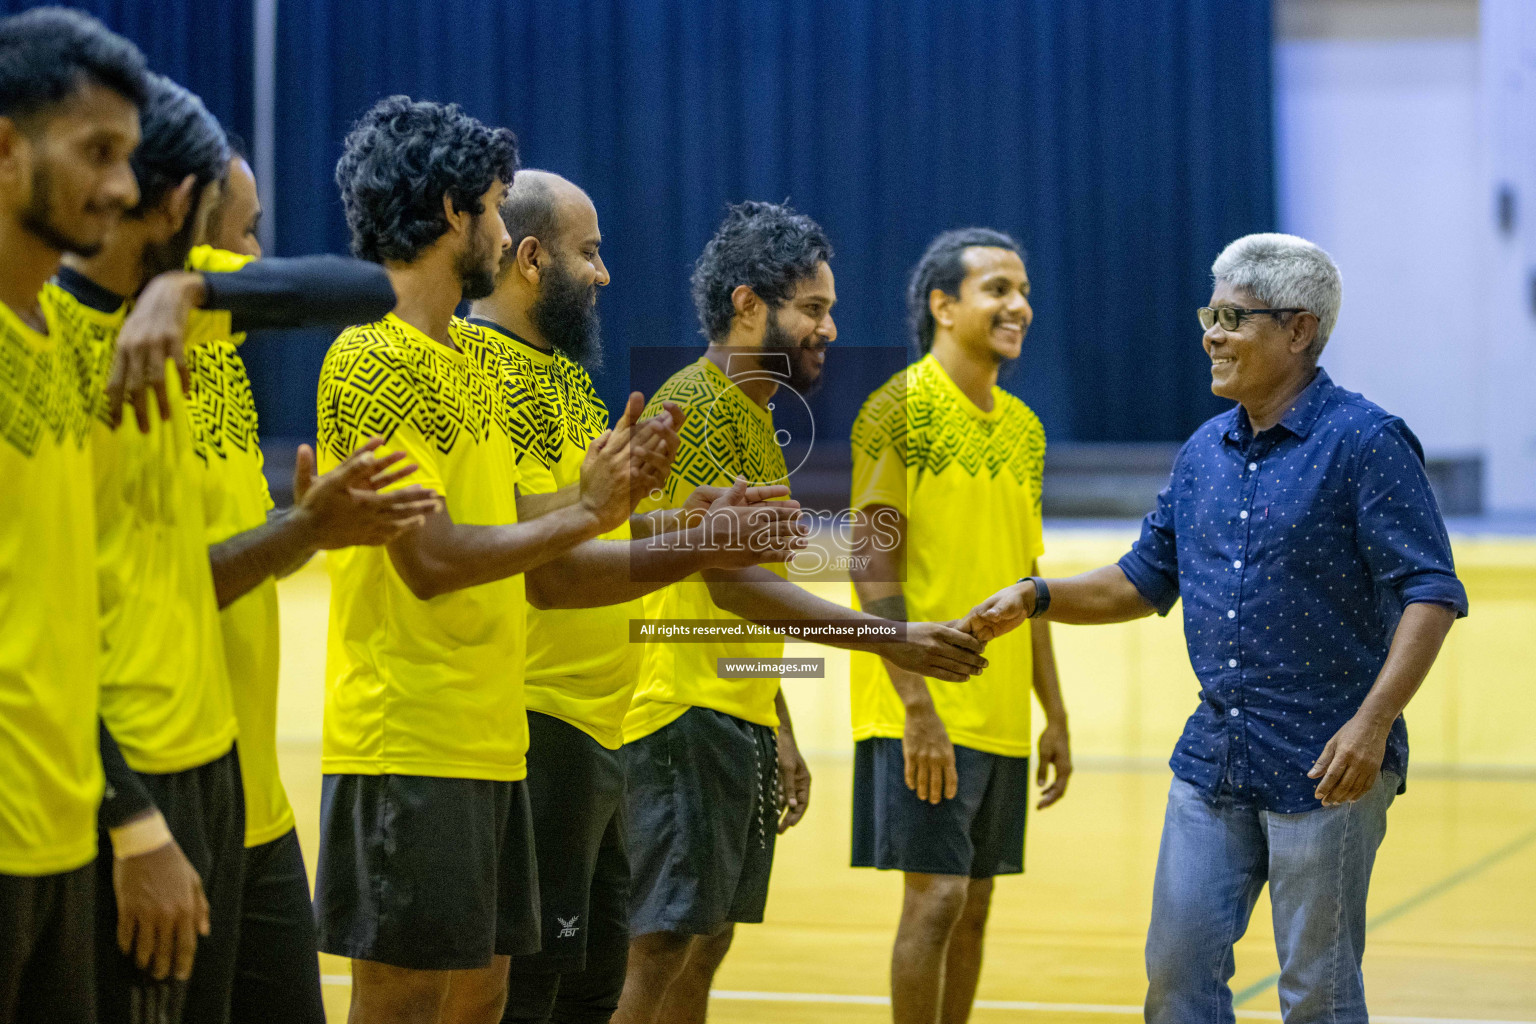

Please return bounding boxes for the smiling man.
[614,202,990,1024]
[965,233,1468,1023]
[849,228,1071,1024]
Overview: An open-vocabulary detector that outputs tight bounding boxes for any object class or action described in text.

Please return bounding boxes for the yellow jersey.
[47,273,238,776]
[472,323,642,750]
[185,245,293,847]
[0,296,103,875]
[848,354,1046,758]
[624,355,790,743]
[317,315,528,781]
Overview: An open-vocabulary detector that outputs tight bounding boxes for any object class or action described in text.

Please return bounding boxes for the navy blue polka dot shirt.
[1118,369,1469,813]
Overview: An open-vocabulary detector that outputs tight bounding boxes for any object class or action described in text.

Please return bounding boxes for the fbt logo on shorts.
[557,916,580,939]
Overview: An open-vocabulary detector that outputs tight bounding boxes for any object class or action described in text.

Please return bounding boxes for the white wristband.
[108,810,173,860]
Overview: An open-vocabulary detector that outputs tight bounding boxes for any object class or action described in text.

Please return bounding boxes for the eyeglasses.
[1198,306,1307,331]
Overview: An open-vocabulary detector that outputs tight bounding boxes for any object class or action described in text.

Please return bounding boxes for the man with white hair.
[962,233,1467,1021]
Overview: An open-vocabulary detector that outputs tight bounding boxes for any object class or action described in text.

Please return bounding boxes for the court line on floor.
[316,977,1530,1022]
[1232,823,1536,1007]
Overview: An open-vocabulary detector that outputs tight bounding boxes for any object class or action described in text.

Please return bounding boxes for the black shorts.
[0,862,95,1024]
[231,828,323,1024]
[623,708,779,937]
[852,738,1029,878]
[502,713,629,1024]
[315,773,541,971]
[96,745,245,1024]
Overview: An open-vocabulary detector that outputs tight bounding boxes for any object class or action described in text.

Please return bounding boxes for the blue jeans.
[1145,770,1398,1024]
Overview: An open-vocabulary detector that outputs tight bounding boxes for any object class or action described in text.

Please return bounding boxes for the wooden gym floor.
[266,532,1536,1022]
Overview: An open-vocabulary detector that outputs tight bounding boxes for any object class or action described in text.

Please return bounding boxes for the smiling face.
[934,246,1031,363]
[762,260,837,391]
[3,81,142,257]
[1203,280,1315,408]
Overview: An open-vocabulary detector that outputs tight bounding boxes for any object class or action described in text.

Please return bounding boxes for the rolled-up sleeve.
[1118,456,1182,616]
[1354,419,1468,618]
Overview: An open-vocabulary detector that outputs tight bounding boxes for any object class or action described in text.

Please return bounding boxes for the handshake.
[880,580,1039,682]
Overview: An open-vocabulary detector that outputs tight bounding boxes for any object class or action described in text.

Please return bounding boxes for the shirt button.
[1233,560,1243,569]
[1228,658,1238,668]
[1227,610,1236,619]
[1240,510,1249,519]
[1229,708,1240,717]
[1248,462,1258,471]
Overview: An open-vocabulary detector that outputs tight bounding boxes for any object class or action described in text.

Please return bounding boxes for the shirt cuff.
[1398,572,1469,618]
[1116,551,1180,616]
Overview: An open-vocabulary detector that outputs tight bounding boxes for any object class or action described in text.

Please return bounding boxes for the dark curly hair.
[908,227,1023,353]
[335,95,519,264]
[691,200,832,343]
[128,73,228,217]
[0,7,147,122]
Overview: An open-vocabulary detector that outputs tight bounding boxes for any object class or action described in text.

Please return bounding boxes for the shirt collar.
[1276,367,1333,439]
[1224,367,1334,445]
[54,264,127,314]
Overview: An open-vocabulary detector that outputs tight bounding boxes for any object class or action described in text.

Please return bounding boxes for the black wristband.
[1023,576,1050,618]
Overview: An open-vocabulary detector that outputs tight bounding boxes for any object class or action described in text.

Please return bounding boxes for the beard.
[19,157,106,257]
[762,309,823,396]
[456,220,500,301]
[530,256,602,369]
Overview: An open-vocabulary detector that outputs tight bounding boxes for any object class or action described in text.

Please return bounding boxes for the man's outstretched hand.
[291,436,442,549]
[961,580,1036,644]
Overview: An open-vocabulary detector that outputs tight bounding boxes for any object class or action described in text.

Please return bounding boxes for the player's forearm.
[388,503,606,600]
[517,483,581,521]
[98,720,156,830]
[630,507,687,540]
[208,508,318,608]
[775,687,797,735]
[702,566,900,655]
[525,528,721,608]
[202,255,396,332]
[1030,617,1068,725]
[1352,601,1457,729]
[856,590,939,712]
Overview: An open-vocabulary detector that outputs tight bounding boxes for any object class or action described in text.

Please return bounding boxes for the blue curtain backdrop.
[267,0,1275,445]
[3,0,1274,446]
[0,0,255,154]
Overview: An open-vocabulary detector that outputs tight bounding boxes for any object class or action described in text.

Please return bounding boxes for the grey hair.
[1211,233,1342,359]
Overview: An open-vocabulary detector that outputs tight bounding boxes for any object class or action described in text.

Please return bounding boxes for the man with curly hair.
[316,98,673,1024]
[47,70,419,1023]
[466,171,808,1024]
[613,201,991,1024]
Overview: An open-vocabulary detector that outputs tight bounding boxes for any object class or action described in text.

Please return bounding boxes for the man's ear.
[730,284,762,327]
[0,118,26,189]
[154,174,198,241]
[1289,311,1320,356]
[515,235,542,285]
[442,192,470,236]
[190,178,223,247]
[929,287,956,330]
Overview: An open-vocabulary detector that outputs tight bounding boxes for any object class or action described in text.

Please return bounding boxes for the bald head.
[498,169,595,273]
[476,169,609,368]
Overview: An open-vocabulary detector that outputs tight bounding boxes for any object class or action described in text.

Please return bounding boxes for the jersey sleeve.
[1025,410,1046,562]
[849,380,907,514]
[317,328,448,496]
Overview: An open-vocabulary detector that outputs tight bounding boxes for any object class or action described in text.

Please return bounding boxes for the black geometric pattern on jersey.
[0,307,95,456]
[643,358,789,503]
[37,283,122,432]
[318,319,499,461]
[458,323,610,472]
[852,358,1046,510]
[187,340,260,463]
